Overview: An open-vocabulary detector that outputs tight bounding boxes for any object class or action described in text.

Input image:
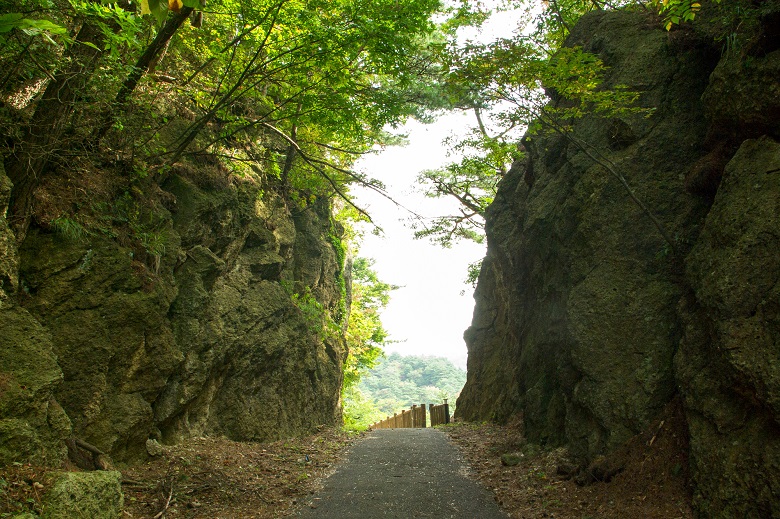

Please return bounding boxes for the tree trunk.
[94,7,194,140]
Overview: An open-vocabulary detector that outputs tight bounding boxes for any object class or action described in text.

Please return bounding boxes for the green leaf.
[80,40,101,51]
[0,14,67,36]
[0,13,25,33]
[141,0,168,23]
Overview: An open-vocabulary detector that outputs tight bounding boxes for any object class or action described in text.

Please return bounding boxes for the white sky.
[349,5,528,370]
[351,114,486,370]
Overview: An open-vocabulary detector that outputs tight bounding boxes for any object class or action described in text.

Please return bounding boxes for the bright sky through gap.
[351,5,526,370]
[352,115,486,370]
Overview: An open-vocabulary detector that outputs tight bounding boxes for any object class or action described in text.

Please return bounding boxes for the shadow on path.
[296,428,507,518]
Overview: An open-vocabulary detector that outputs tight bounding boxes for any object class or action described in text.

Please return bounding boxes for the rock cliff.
[456,5,780,517]
[0,159,347,463]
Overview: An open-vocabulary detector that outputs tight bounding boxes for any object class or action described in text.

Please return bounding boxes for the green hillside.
[343,353,466,430]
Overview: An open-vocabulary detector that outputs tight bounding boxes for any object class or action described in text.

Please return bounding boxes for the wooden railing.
[371,404,426,429]
[429,400,451,427]
[369,401,451,429]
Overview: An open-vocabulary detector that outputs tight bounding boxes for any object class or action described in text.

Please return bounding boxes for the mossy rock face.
[158,180,344,445]
[0,163,18,298]
[0,305,70,466]
[12,172,345,462]
[41,471,123,519]
[457,9,712,456]
[19,232,180,461]
[0,164,70,466]
[678,138,780,517]
[456,6,780,518]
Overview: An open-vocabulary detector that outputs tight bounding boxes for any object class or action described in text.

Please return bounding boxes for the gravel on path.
[295,428,507,518]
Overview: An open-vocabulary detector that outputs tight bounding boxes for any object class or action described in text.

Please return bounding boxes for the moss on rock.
[41,471,123,519]
[0,305,70,465]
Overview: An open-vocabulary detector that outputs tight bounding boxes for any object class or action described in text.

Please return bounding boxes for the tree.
[342,257,397,391]
[4,1,140,239]
[413,119,519,247]
[356,353,466,415]
[2,0,448,241]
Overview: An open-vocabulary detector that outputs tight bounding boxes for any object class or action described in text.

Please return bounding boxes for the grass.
[51,216,89,242]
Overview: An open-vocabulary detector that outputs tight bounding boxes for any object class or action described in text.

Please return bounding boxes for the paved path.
[296,428,507,518]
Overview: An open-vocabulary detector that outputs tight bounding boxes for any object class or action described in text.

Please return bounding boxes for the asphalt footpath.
[296,428,507,518]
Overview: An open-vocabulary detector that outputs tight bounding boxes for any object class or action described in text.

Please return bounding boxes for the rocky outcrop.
[458,8,715,449]
[0,163,71,466]
[457,5,780,517]
[153,178,344,446]
[0,167,18,297]
[678,138,780,517]
[1,161,346,463]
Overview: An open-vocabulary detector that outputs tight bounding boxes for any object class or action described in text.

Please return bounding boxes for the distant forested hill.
[357,353,466,415]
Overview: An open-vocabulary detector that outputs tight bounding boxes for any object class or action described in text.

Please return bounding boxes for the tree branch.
[259,122,372,221]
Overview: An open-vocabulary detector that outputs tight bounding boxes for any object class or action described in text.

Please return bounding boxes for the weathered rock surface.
[0,164,18,297]
[1,165,345,464]
[0,163,71,466]
[457,6,780,517]
[678,138,780,517]
[41,470,123,519]
[458,8,713,450]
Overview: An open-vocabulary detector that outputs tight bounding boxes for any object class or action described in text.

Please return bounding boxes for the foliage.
[413,125,516,247]
[342,257,396,390]
[338,256,398,430]
[465,258,482,288]
[283,284,339,340]
[356,352,466,417]
[50,216,89,242]
[145,0,447,206]
[1,0,449,238]
[652,0,722,30]
[342,385,385,432]
[0,13,67,45]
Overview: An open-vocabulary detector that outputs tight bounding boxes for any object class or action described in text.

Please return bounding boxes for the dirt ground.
[0,427,356,519]
[1,402,692,518]
[120,428,354,519]
[441,400,693,519]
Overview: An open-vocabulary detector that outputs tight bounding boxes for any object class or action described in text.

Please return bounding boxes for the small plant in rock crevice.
[50,216,89,242]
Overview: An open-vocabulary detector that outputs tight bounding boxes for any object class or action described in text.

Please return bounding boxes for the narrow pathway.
[296,428,507,518]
